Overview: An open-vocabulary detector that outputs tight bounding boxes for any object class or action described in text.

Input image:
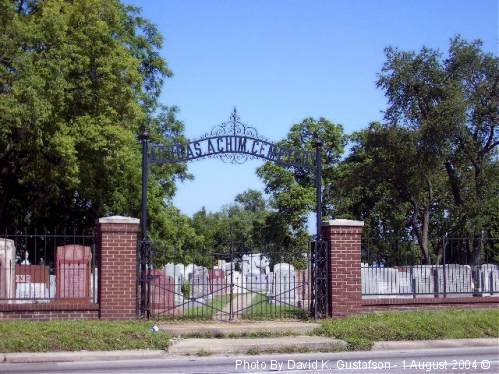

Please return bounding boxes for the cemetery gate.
[138,109,330,319]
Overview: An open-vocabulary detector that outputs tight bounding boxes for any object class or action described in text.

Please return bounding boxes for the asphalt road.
[0,347,497,374]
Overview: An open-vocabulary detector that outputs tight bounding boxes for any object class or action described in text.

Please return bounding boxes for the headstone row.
[151,255,310,314]
[361,263,499,297]
[0,239,95,304]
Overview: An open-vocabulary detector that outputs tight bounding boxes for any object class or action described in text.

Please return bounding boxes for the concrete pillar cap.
[321,219,364,227]
[98,216,140,224]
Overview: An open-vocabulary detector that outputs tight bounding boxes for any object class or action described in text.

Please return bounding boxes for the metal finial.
[231,107,239,135]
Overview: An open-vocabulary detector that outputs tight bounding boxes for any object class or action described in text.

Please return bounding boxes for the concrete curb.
[372,338,499,351]
[1,338,496,363]
[2,350,166,363]
[158,321,321,337]
[167,336,347,355]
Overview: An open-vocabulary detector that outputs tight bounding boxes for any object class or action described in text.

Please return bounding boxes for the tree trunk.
[410,204,430,265]
[471,233,483,297]
[421,205,430,264]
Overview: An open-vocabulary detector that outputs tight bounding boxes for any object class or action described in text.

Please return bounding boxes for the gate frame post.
[312,133,325,319]
[321,219,364,317]
[139,131,150,317]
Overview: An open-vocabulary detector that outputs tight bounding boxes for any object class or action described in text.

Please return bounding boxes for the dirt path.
[214,291,258,320]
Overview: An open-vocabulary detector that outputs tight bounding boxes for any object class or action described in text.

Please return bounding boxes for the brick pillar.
[97,216,139,320]
[322,219,364,317]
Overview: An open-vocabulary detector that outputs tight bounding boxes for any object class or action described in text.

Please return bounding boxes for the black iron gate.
[311,239,330,318]
[140,243,319,320]
[138,109,330,319]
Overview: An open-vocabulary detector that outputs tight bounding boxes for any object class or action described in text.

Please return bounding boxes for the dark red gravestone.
[16,265,50,284]
[295,269,310,307]
[208,269,226,295]
[150,269,175,314]
[56,245,92,302]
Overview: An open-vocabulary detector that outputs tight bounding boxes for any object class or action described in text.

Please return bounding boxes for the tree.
[184,189,268,262]
[337,36,498,265]
[235,189,266,213]
[378,37,498,236]
[0,0,188,235]
[442,37,498,239]
[256,117,346,266]
[336,123,448,264]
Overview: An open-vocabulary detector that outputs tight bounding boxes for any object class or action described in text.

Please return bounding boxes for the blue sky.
[126,0,497,217]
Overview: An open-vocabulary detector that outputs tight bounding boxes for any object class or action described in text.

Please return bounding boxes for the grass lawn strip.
[0,320,170,353]
[0,309,497,353]
[318,309,499,350]
[242,293,308,320]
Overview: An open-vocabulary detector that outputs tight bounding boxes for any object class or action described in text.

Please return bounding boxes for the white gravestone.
[164,263,175,277]
[0,238,16,303]
[378,268,399,295]
[271,263,297,306]
[361,266,399,298]
[266,271,274,297]
[50,275,56,299]
[440,264,473,294]
[242,254,270,275]
[412,266,435,295]
[184,264,195,279]
[164,263,184,304]
[245,273,267,292]
[397,268,413,296]
[21,251,30,265]
[230,270,246,294]
[240,255,252,275]
[91,268,98,303]
[15,283,49,303]
[480,264,499,295]
[190,266,209,299]
[242,254,271,292]
[215,259,226,270]
[361,264,376,295]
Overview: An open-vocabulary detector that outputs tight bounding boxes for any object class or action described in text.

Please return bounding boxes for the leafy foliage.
[0,0,191,256]
[256,118,346,266]
[1,5,496,271]
[336,36,498,264]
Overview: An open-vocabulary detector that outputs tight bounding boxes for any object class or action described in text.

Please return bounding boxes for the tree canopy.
[335,36,498,264]
[1,3,496,269]
[0,0,188,242]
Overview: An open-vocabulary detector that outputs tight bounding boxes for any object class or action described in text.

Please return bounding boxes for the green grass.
[164,294,231,320]
[185,294,231,318]
[242,293,309,320]
[0,320,171,353]
[317,309,499,351]
[2,309,496,353]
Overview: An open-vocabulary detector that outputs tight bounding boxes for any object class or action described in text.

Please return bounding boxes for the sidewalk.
[158,320,321,336]
[1,338,497,363]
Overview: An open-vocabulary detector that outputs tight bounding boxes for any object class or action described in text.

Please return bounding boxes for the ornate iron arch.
[148,108,315,169]
[138,109,327,319]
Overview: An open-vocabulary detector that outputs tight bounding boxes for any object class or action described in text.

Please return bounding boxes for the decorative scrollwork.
[198,108,265,164]
[149,108,316,168]
[139,233,153,266]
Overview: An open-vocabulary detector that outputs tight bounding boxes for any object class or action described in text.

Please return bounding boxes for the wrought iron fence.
[0,229,97,304]
[361,236,499,298]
